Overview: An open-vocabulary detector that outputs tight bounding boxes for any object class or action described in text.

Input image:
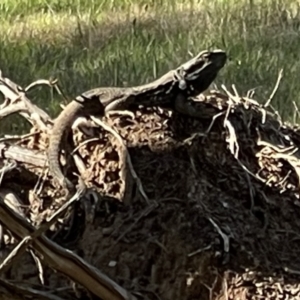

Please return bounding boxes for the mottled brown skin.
[48,49,227,191]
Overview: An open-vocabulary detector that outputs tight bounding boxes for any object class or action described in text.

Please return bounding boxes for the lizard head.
[175,49,227,95]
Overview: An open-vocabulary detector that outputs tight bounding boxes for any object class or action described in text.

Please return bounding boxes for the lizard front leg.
[174,93,208,118]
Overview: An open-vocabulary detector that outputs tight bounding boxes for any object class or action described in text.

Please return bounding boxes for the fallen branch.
[0,143,47,168]
[0,71,53,130]
[0,195,137,300]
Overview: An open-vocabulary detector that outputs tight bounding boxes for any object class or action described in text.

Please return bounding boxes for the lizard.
[48,49,227,193]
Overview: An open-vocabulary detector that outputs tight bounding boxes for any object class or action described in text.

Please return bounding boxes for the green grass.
[1,0,300,133]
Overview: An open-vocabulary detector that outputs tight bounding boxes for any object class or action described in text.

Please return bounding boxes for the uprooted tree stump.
[1,71,300,300]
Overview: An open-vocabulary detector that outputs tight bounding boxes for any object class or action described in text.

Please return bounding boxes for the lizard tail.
[48,101,80,192]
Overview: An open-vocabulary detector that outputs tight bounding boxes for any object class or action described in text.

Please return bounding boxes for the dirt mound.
[1,74,300,300]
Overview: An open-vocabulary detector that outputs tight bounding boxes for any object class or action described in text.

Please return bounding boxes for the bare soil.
[1,89,300,300]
